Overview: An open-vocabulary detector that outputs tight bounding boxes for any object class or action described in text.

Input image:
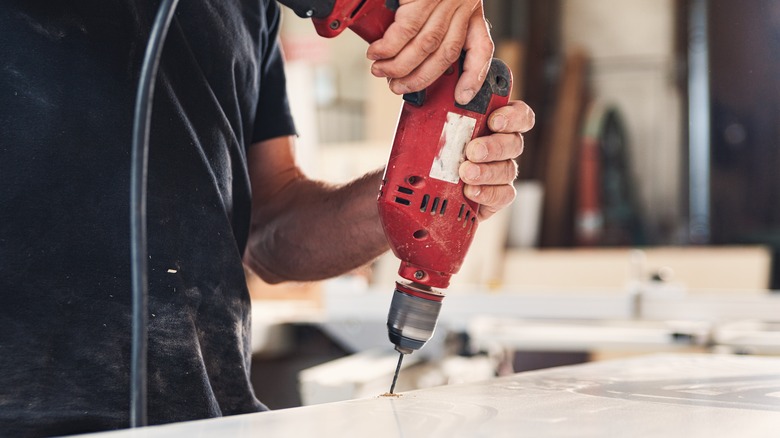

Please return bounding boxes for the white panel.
[83,355,780,438]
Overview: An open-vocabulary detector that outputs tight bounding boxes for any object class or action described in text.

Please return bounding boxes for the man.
[0,0,534,436]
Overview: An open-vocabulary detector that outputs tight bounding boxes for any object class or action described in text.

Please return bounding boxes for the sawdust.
[380,392,402,398]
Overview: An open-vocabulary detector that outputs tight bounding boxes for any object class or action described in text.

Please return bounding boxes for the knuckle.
[441,43,462,66]
[478,59,492,81]
[508,133,523,157]
[398,21,420,41]
[419,31,443,54]
[501,134,515,157]
[493,133,518,160]
[490,140,504,163]
[496,160,517,184]
[479,186,498,205]
[509,159,519,180]
[488,185,514,208]
[493,160,517,183]
[523,105,536,131]
[504,185,517,206]
[517,133,525,155]
[399,19,424,40]
[370,63,385,76]
[480,38,495,56]
[484,187,506,207]
[393,63,416,78]
[411,72,434,90]
[368,42,390,58]
[476,163,490,182]
[389,81,403,95]
[412,79,430,91]
[382,60,415,78]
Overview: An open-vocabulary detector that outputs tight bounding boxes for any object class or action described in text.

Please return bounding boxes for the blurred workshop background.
[246,0,780,409]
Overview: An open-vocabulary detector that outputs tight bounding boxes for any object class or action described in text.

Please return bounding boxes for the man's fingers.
[465,132,524,164]
[464,184,517,221]
[459,158,518,186]
[455,10,494,104]
[366,0,440,61]
[368,0,493,101]
[488,100,535,134]
[386,11,468,94]
[370,3,457,79]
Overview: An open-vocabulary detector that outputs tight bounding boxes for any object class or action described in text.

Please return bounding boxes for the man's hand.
[459,101,535,221]
[367,0,493,105]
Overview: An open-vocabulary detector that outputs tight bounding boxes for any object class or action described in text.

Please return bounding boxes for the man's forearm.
[244,169,389,283]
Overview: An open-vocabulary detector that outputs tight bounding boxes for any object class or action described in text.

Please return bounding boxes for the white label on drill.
[430,112,477,184]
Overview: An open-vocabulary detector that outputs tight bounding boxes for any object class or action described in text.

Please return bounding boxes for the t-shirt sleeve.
[252,1,297,143]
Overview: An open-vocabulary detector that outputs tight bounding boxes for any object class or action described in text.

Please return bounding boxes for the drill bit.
[389,351,404,394]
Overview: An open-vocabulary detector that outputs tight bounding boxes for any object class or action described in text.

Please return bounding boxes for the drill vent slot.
[419,195,448,215]
[439,199,448,215]
[456,203,476,232]
[420,194,430,212]
[430,197,440,215]
[467,216,476,234]
[394,197,411,206]
[397,186,414,195]
[462,210,472,228]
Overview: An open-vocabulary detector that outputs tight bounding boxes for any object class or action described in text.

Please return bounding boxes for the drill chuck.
[386,282,443,354]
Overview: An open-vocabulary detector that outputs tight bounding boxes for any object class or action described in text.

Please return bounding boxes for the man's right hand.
[366,0,494,105]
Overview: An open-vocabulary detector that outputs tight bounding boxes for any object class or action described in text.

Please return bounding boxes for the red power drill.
[280,0,511,389]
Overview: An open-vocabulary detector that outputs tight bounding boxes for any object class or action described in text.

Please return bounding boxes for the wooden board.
[501,246,772,292]
[540,49,588,247]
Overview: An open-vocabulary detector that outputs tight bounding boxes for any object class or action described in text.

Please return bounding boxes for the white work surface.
[86,354,780,438]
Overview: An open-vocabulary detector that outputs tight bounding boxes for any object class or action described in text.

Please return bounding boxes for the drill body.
[278,0,512,354]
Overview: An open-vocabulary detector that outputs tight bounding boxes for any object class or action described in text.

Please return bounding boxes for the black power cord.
[130,0,180,428]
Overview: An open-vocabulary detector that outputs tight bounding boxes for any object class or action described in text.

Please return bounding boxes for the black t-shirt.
[0,0,296,435]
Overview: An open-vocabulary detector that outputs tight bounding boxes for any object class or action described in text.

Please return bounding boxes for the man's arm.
[247,0,530,283]
[243,100,534,283]
[242,136,389,283]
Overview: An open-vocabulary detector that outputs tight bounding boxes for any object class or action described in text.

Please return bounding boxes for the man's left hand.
[459,100,535,221]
